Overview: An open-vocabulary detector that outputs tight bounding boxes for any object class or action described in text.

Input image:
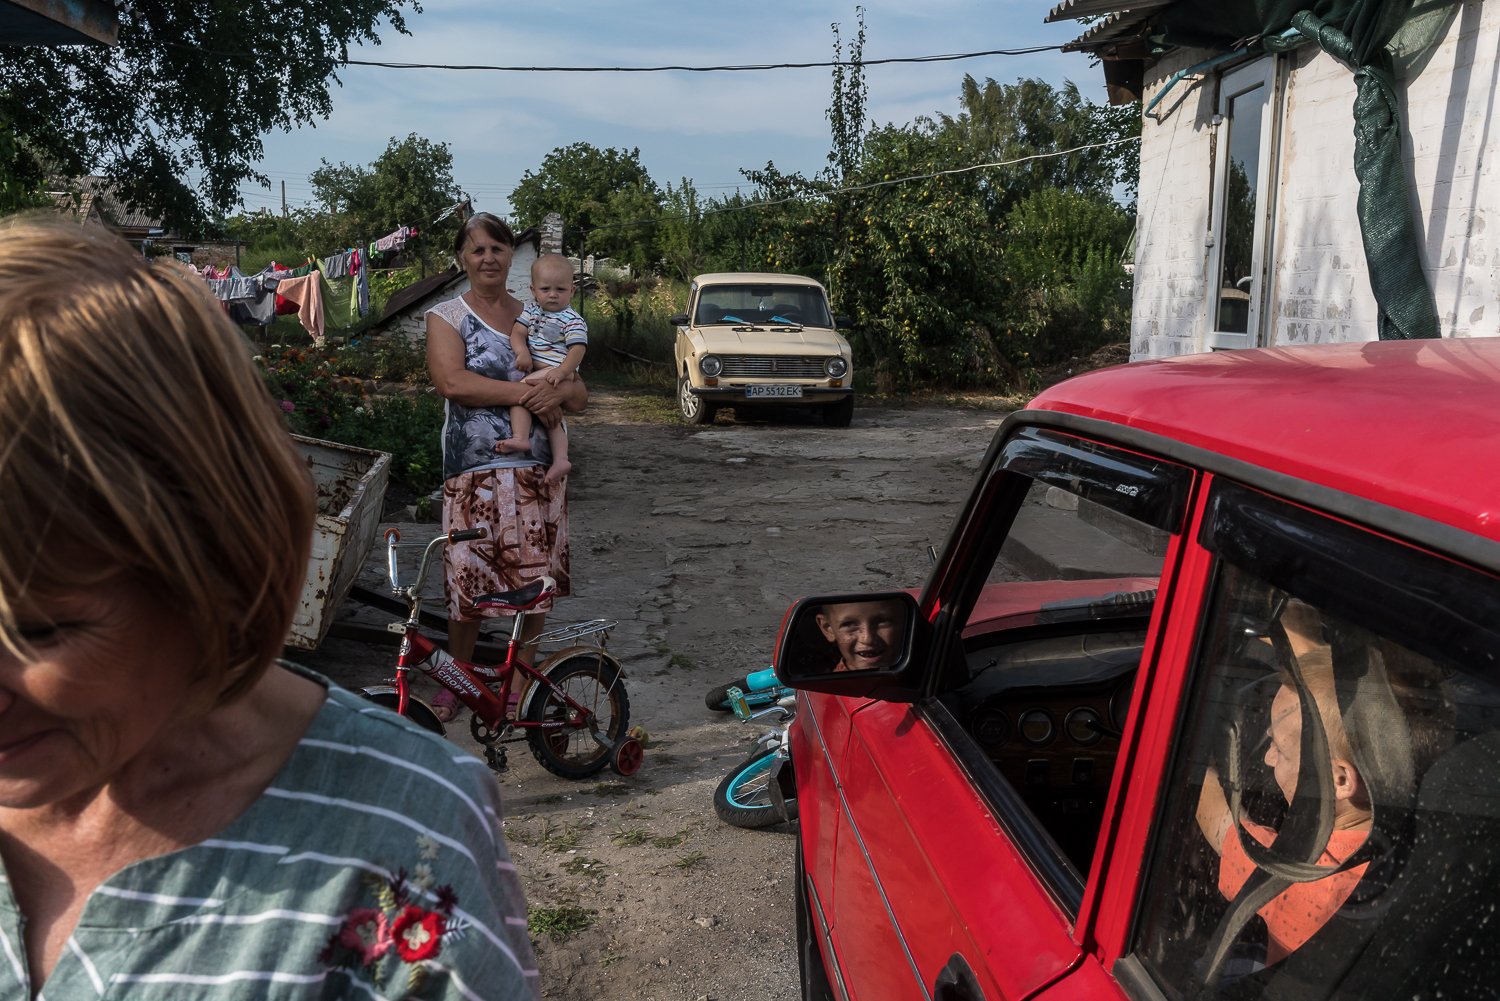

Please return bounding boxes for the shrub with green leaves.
[255,345,444,497]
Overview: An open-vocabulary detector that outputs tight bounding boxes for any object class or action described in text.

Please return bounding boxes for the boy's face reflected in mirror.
[815,599,908,672]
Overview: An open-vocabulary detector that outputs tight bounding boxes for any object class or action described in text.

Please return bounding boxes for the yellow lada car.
[669,273,854,426]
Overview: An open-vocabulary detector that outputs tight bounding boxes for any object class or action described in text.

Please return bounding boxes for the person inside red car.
[1195,647,1372,963]
[815,599,908,672]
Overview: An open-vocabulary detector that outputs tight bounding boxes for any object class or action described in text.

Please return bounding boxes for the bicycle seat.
[473,575,557,612]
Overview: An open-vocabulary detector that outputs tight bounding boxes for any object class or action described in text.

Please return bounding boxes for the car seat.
[696,302,726,324]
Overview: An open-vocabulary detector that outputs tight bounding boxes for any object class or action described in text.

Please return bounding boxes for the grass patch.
[504,822,539,848]
[533,793,566,805]
[528,902,597,940]
[607,389,678,423]
[560,855,603,875]
[540,820,585,854]
[590,782,633,797]
[667,653,695,671]
[674,851,708,871]
[651,832,686,849]
[598,951,624,967]
[610,826,650,847]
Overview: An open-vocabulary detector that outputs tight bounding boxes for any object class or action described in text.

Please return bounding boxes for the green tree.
[827,124,1006,390]
[660,179,707,282]
[0,1,418,233]
[0,127,51,214]
[588,183,663,275]
[509,143,660,260]
[935,76,1140,214]
[1000,187,1133,365]
[690,189,780,275]
[304,134,465,254]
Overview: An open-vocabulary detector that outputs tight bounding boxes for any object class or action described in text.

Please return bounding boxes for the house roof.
[377,266,464,324]
[1029,338,1500,550]
[51,177,167,235]
[1045,0,1174,53]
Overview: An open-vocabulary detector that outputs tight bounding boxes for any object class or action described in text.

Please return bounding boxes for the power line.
[166,43,1063,74]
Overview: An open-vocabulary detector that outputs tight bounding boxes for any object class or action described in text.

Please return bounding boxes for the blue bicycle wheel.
[714,749,794,828]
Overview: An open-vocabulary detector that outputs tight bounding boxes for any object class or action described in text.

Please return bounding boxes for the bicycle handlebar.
[386,527,488,597]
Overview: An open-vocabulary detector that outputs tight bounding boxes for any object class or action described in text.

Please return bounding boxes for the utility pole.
[281,180,287,217]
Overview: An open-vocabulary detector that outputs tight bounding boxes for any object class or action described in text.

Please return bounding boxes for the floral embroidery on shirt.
[320,839,466,992]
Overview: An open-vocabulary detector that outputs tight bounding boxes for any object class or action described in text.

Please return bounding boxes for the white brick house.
[1052,1,1499,359]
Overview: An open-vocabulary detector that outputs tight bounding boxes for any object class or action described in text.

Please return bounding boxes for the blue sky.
[241,2,1097,220]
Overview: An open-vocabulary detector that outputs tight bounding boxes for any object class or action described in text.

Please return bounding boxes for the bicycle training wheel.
[525,654,630,779]
[705,676,751,712]
[713,749,795,828]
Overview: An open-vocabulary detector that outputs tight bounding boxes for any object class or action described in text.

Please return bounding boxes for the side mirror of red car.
[773,591,927,702]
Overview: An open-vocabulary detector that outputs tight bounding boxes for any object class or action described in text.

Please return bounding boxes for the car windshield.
[693,284,833,327]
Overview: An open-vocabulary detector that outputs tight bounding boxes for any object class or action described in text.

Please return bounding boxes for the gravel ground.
[297,391,1012,1000]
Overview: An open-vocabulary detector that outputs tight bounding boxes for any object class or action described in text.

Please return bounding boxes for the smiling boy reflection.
[1196,648,1371,964]
[815,599,908,672]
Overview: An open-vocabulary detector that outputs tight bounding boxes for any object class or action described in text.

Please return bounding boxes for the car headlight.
[825,357,849,378]
[700,355,724,377]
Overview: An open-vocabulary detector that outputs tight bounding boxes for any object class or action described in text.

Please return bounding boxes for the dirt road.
[298,393,1013,1000]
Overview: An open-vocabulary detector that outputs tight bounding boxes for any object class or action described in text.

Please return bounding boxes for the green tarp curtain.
[1160,1,1450,339]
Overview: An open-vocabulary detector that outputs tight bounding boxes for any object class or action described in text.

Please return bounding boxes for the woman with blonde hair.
[0,217,538,998]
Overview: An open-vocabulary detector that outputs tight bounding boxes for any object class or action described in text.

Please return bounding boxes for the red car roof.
[1028,339,1500,546]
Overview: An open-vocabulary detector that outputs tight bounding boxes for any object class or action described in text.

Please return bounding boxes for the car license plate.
[746,385,803,399]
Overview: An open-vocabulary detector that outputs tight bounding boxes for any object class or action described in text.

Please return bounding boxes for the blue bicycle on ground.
[712,683,797,829]
[704,666,793,713]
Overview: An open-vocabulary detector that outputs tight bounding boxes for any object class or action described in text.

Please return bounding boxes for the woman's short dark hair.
[454,212,516,257]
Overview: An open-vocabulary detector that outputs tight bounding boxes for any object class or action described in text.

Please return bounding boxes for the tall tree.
[306,134,464,252]
[509,143,659,259]
[0,1,418,232]
[827,123,1006,389]
[935,76,1140,213]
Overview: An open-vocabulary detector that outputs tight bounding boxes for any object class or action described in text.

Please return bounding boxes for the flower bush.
[256,344,443,498]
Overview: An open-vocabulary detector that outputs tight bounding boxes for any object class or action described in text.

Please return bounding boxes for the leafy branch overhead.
[0,0,421,231]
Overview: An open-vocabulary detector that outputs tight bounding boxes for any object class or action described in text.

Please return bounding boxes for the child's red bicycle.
[360,527,643,778]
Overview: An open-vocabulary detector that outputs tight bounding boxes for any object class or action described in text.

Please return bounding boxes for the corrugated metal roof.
[1045,0,1176,53]
[1046,0,1141,22]
[1062,8,1163,52]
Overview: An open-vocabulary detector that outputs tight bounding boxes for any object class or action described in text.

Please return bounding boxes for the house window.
[1207,59,1280,350]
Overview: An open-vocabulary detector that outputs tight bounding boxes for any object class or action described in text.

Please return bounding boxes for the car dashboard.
[942,626,1147,870]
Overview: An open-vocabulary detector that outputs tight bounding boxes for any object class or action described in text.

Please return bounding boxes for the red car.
[774,340,1500,1001]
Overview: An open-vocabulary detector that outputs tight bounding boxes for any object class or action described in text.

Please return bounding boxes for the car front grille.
[720,356,827,379]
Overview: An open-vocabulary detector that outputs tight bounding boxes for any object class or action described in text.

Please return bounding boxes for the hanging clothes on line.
[201,266,279,326]
[357,248,370,318]
[371,225,414,254]
[274,272,329,346]
[320,250,354,279]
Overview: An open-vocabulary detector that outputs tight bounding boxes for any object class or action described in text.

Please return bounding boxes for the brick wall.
[1132,0,1500,358]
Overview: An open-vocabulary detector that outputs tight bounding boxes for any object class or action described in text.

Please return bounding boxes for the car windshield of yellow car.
[695,285,832,327]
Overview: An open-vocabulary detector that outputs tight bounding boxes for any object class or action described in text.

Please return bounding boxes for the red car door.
[789,428,1198,1000]
[824,693,1089,1001]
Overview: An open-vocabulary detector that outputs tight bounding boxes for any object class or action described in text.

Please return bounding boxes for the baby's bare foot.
[496,437,531,454]
[545,458,572,484]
